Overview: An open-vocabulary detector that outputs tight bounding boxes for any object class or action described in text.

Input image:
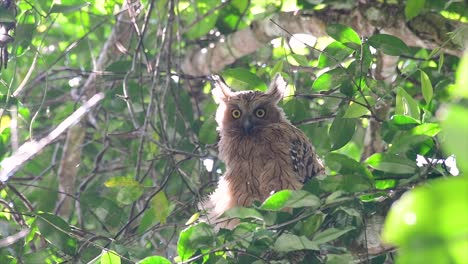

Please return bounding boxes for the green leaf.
[390,114,421,129]
[50,3,89,14]
[383,177,468,264]
[312,227,355,244]
[326,24,362,49]
[365,153,417,174]
[100,250,121,264]
[106,60,133,73]
[36,213,77,255]
[454,52,468,98]
[395,87,420,120]
[260,190,320,210]
[0,9,16,23]
[312,67,348,91]
[151,191,171,224]
[222,68,268,91]
[420,70,433,104]
[318,41,354,68]
[185,212,200,226]
[198,116,217,144]
[329,116,356,151]
[137,207,157,234]
[342,97,374,118]
[405,0,426,20]
[274,233,319,252]
[271,60,284,77]
[438,52,444,72]
[104,176,144,205]
[389,134,432,155]
[177,223,214,261]
[327,254,354,264]
[104,176,141,188]
[223,207,263,221]
[182,0,220,40]
[325,153,374,191]
[260,190,291,210]
[368,34,409,56]
[410,123,440,137]
[288,54,309,66]
[282,99,307,122]
[441,106,468,173]
[137,256,172,264]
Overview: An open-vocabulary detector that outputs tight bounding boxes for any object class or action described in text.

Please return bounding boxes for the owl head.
[211,73,289,136]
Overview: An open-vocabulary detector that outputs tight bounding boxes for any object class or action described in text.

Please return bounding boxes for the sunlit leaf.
[100,250,121,264]
[177,223,214,261]
[137,256,172,264]
[312,67,348,91]
[438,52,444,72]
[326,24,362,49]
[260,190,320,210]
[420,70,433,104]
[410,123,440,137]
[454,51,468,98]
[395,87,420,120]
[185,212,200,225]
[342,97,374,118]
[383,177,468,263]
[182,0,220,40]
[405,0,426,20]
[288,54,309,66]
[441,106,468,173]
[390,114,421,129]
[0,115,10,134]
[104,176,141,188]
[222,68,268,91]
[318,41,354,68]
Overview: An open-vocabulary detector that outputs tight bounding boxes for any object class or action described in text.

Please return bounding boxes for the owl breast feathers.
[201,73,324,228]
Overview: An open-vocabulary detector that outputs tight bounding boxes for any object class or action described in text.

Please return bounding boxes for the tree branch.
[181,5,464,76]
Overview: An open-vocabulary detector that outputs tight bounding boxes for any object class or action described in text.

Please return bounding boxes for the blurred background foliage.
[0,0,467,263]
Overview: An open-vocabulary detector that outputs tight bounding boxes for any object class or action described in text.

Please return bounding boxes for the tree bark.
[181,4,465,76]
[55,1,138,217]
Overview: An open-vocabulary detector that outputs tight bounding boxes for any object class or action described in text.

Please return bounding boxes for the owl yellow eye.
[255,108,266,118]
[231,109,241,119]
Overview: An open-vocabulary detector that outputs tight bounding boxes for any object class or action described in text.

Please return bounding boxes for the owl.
[201,73,325,228]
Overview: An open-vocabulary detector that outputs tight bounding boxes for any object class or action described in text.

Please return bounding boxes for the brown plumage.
[201,73,324,228]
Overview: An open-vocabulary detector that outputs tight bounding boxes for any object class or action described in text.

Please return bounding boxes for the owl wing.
[289,128,325,184]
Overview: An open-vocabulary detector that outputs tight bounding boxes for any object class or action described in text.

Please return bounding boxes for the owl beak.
[243,117,254,135]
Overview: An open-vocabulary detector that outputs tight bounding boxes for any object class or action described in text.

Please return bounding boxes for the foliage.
[0,0,467,263]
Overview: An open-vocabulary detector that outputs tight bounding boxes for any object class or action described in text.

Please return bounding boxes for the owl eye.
[231,109,242,119]
[255,108,266,118]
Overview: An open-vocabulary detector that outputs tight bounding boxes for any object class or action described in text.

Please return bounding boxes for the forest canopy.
[0,0,467,263]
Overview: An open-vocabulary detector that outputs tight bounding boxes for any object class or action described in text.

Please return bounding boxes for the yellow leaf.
[0,115,11,133]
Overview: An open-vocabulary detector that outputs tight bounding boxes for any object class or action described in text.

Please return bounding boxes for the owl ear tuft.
[211,75,233,104]
[266,73,287,103]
